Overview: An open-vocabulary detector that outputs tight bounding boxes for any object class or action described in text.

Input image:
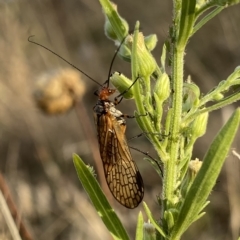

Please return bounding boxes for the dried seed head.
[34,68,86,114]
[181,158,203,197]
[189,158,202,176]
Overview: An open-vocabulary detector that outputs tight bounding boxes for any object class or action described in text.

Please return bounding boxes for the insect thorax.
[94,100,126,125]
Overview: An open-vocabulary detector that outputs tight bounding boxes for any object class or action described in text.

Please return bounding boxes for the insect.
[28,36,144,208]
[93,83,144,208]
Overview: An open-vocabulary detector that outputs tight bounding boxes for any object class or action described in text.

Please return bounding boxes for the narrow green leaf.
[136,212,144,240]
[191,212,206,223]
[171,109,240,239]
[73,154,130,240]
[143,202,167,238]
[160,44,167,71]
[193,7,224,35]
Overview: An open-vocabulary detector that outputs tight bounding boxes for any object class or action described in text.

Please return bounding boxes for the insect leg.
[129,131,170,141]
[114,75,141,105]
[119,112,148,119]
[129,146,163,177]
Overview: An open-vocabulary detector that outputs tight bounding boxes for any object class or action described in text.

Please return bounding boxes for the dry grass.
[0,0,239,239]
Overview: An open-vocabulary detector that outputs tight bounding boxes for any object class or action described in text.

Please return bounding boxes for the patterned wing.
[95,112,144,208]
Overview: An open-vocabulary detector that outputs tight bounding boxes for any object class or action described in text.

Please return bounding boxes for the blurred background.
[0,0,240,239]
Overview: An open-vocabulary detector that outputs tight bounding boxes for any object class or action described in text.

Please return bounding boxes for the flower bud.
[183,80,200,112]
[118,34,158,62]
[190,112,209,139]
[153,73,170,102]
[181,158,202,197]
[144,34,158,52]
[110,71,134,99]
[164,208,179,230]
[103,2,129,41]
[117,43,131,62]
[127,33,156,77]
[212,93,224,101]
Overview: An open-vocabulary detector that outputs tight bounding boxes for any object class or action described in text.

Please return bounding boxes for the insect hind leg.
[129,146,163,177]
[129,131,169,141]
[120,112,148,119]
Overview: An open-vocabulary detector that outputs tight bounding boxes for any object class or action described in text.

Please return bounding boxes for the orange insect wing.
[94,110,144,208]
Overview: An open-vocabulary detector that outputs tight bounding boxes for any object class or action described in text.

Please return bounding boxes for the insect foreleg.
[114,96,124,105]
[114,75,141,104]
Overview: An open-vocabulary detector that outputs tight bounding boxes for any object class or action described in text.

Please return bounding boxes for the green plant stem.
[177,0,196,48]
[131,22,168,162]
[173,0,182,31]
[171,109,240,239]
[198,80,240,107]
[165,0,197,204]
[164,47,184,202]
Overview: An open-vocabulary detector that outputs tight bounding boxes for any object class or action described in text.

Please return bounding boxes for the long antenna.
[28,36,102,87]
[106,36,128,87]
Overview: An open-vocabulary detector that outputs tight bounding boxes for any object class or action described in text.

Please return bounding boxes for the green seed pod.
[110,72,134,99]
